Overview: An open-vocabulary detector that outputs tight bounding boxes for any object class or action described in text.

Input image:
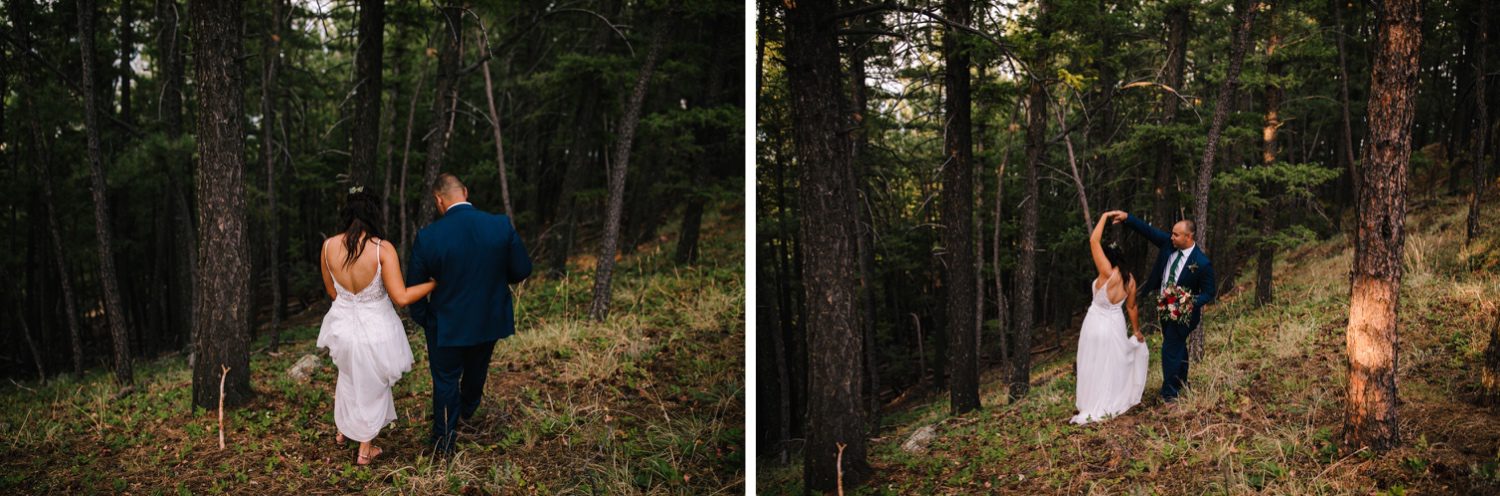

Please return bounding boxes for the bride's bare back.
[324,234,383,293]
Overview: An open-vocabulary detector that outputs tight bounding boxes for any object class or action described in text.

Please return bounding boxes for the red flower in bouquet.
[1157,284,1195,326]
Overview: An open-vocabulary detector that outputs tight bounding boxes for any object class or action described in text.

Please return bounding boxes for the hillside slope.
[765,197,1500,494]
[0,206,745,495]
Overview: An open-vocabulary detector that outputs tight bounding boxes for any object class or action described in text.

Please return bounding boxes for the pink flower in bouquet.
[1157,285,1195,326]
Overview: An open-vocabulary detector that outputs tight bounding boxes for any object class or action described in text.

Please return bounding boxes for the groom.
[407,173,532,453]
[1107,210,1215,402]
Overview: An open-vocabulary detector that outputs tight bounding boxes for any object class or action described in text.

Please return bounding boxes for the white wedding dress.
[1071,272,1149,424]
[317,241,414,442]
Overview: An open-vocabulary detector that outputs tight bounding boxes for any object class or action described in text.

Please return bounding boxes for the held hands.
[1102,210,1129,224]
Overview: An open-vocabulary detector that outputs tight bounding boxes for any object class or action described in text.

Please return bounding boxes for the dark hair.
[338,191,385,268]
[1102,243,1135,287]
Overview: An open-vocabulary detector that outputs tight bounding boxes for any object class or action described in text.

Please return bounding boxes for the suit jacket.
[1124,214,1216,329]
[407,204,533,347]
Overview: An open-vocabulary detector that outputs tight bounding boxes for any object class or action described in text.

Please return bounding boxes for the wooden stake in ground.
[836,442,847,496]
[218,365,229,450]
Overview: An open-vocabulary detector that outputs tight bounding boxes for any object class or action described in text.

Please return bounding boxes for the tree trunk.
[1193,0,1259,250]
[398,58,429,259]
[1012,0,1050,402]
[1257,9,1281,307]
[785,0,871,490]
[942,0,980,415]
[478,33,516,220]
[262,0,285,351]
[1470,0,1489,243]
[417,5,465,225]
[349,0,384,188]
[33,127,86,378]
[119,0,134,125]
[1344,0,1421,452]
[155,0,195,349]
[1336,0,1358,220]
[191,0,254,409]
[80,0,135,387]
[1152,2,1189,231]
[588,25,664,321]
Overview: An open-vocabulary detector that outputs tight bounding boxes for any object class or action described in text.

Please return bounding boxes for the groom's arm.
[1123,213,1172,248]
[502,218,533,284]
[406,233,436,330]
[1194,261,1217,308]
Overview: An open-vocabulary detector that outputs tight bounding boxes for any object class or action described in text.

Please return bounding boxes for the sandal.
[356,446,383,465]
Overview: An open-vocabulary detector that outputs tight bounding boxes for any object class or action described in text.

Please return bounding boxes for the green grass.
[761,196,1500,495]
[0,205,744,495]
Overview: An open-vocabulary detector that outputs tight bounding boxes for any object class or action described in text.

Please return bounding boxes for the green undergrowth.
[762,196,1500,495]
[0,205,745,495]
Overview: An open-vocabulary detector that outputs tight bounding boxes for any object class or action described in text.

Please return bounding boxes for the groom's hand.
[1104,210,1128,224]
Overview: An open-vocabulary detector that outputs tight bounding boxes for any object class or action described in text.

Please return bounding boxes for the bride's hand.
[1133,330,1145,343]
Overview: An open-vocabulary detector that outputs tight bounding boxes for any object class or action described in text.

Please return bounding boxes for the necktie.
[1165,251,1184,286]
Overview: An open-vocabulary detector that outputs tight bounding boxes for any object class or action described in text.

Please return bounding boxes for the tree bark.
[398,58,428,259]
[417,5,465,225]
[32,127,86,378]
[262,0,285,351]
[1344,0,1421,452]
[1335,0,1358,220]
[191,0,254,409]
[80,0,135,386]
[845,4,883,429]
[155,0,195,349]
[349,0,384,188]
[1257,7,1281,307]
[1152,2,1190,231]
[942,0,980,414]
[588,24,664,321]
[478,32,516,220]
[785,0,871,490]
[1012,0,1051,402]
[1193,0,1259,249]
[1470,0,1489,243]
[119,0,135,125]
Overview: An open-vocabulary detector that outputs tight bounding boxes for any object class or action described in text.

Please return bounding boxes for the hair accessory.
[349,186,364,194]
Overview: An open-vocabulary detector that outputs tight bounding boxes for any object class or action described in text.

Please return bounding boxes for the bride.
[317,190,436,464]
[1071,212,1150,424]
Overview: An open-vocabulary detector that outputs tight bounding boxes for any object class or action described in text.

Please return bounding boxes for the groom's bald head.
[431,173,468,215]
[1171,219,1196,250]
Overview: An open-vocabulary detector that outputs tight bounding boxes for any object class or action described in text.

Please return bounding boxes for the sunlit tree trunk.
[1344,0,1421,452]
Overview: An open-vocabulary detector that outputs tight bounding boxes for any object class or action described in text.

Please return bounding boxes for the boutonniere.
[1188,263,1200,273]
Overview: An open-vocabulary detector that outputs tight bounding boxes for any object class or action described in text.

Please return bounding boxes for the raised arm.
[319,238,337,300]
[1089,213,1113,280]
[1126,278,1143,342]
[1122,212,1172,248]
[380,240,435,308]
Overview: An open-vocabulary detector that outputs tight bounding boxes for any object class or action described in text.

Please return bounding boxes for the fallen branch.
[218,365,229,450]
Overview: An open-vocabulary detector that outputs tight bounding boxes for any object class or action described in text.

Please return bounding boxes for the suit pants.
[428,339,496,451]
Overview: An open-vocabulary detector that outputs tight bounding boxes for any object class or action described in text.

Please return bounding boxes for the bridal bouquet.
[1157,285,1195,326]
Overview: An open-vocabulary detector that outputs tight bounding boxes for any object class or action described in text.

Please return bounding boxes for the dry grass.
[0,206,745,495]
[761,196,1500,494]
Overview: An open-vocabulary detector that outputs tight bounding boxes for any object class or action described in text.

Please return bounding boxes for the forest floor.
[0,206,745,495]
[762,195,1500,495]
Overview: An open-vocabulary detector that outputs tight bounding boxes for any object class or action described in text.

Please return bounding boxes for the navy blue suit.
[1123,214,1215,400]
[406,203,531,450]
